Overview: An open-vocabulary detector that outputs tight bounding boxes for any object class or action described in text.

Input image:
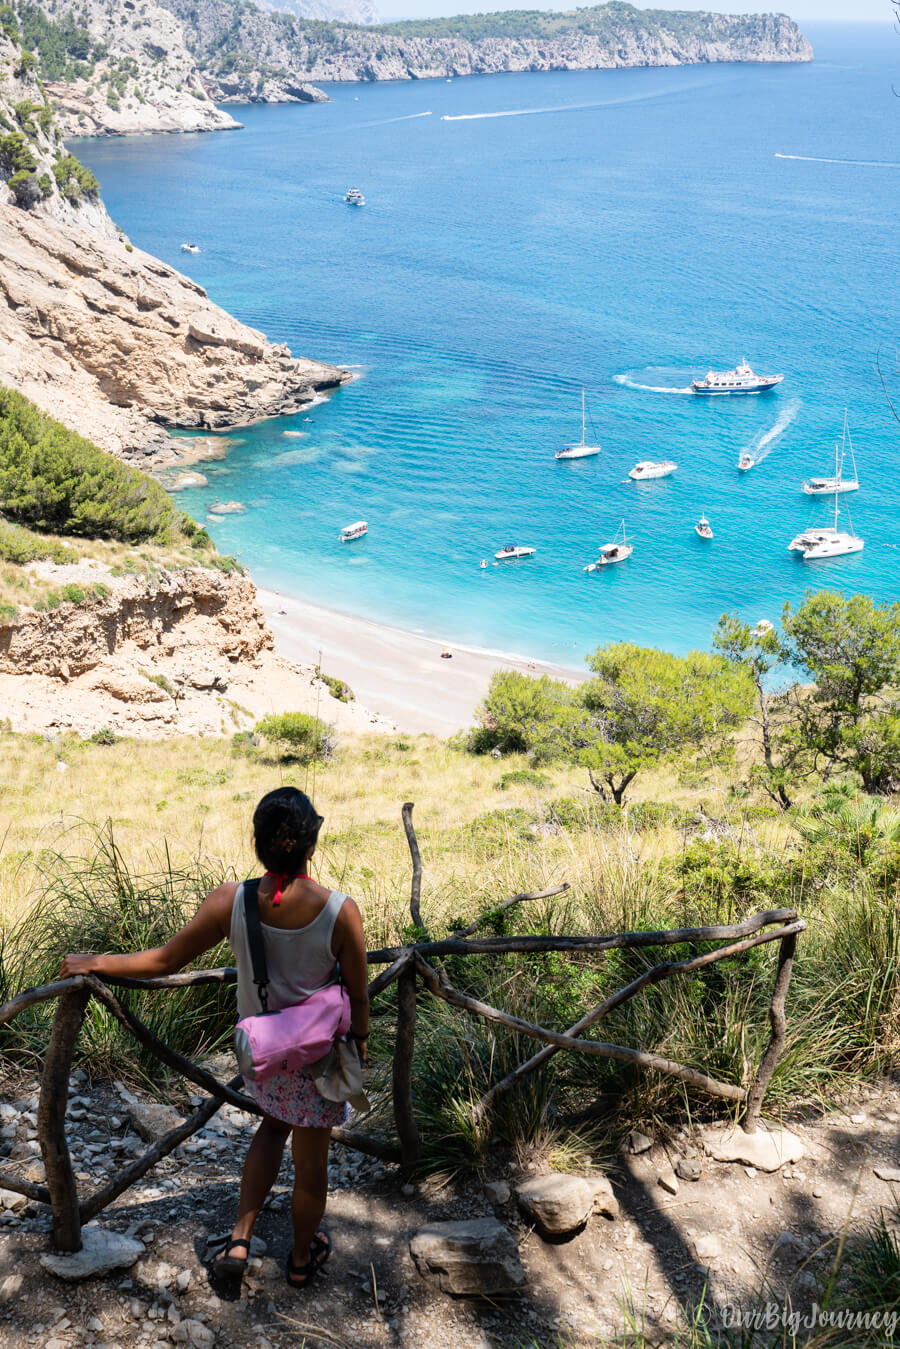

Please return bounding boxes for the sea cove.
[77,23,899,663]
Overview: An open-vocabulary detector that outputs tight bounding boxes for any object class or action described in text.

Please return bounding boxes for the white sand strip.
[257,589,582,737]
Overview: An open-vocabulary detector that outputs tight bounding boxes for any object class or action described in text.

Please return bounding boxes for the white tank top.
[230,881,346,1020]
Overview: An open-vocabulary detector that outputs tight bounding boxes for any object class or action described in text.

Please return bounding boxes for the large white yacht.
[692,359,783,395]
[556,390,602,460]
[629,460,677,480]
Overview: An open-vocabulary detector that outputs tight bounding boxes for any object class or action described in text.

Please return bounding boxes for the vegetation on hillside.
[0,387,204,544]
[0,3,105,82]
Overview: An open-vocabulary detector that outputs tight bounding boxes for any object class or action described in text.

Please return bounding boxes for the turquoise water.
[75,24,899,662]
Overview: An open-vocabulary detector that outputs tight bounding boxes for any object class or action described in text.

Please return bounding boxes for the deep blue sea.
[74,24,900,663]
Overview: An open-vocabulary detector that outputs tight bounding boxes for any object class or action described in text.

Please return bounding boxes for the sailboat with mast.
[802,412,860,495]
[789,445,864,559]
[555,390,602,460]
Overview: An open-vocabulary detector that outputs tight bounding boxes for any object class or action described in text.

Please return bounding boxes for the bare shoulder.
[203,880,241,931]
[335,895,364,938]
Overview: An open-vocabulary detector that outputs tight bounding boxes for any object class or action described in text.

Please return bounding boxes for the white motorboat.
[585,520,632,569]
[738,452,754,471]
[344,188,366,206]
[181,243,200,253]
[555,390,601,460]
[692,358,783,395]
[339,520,368,542]
[494,544,536,561]
[802,412,860,495]
[695,515,714,539]
[629,460,677,480]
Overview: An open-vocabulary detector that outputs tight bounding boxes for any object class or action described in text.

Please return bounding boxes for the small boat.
[629,460,677,480]
[339,520,368,542]
[802,412,860,495]
[344,188,366,206]
[753,619,775,635]
[555,390,601,460]
[738,452,754,471]
[180,243,200,254]
[494,544,536,561]
[479,559,487,569]
[585,520,632,569]
[691,358,783,395]
[695,515,713,539]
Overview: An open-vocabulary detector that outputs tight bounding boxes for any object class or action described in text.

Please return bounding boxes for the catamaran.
[802,412,860,495]
[555,390,602,460]
[629,460,677,480]
[584,521,632,570]
[692,359,783,395]
[339,520,368,542]
[789,451,864,559]
[494,544,536,561]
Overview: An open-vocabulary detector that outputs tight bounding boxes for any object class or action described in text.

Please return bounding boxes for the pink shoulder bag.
[234,879,351,1083]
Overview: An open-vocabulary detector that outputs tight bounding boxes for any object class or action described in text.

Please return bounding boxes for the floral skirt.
[244,1069,349,1129]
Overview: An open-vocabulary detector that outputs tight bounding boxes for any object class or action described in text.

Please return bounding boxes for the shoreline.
[257,588,583,736]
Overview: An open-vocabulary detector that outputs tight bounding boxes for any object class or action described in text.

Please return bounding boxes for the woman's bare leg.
[218,1112,291,1259]
[289,1126,332,1270]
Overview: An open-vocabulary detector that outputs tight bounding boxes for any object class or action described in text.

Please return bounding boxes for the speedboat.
[802,412,860,494]
[695,515,713,539]
[738,452,754,471]
[629,460,677,480]
[555,390,601,460]
[691,359,783,394]
[344,188,366,206]
[339,520,368,542]
[585,520,632,569]
[181,243,200,253]
[494,544,536,561]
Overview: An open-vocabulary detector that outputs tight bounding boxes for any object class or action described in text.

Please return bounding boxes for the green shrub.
[89,727,120,746]
[52,152,99,203]
[0,603,17,622]
[0,517,75,564]
[60,583,85,604]
[255,712,331,764]
[0,132,36,176]
[316,669,355,703]
[7,169,41,207]
[495,768,548,791]
[0,387,189,543]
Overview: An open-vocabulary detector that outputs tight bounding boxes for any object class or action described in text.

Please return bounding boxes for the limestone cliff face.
[0,563,393,736]
[5,0,242,136]
[0,199,349,466]
[165,1,812,87]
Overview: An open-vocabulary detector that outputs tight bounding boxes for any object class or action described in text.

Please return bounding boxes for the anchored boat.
[339,520,368,542]
[695,515,714,539]
[555,390,602,460]
[494,544,536,561]
[802,412,860,495]
[585,521,632,570]
[629,460,677,480]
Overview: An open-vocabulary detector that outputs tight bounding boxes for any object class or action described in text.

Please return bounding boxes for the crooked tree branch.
[453,884,569,938]
[401,802,426,936]
[412,954,746,1102]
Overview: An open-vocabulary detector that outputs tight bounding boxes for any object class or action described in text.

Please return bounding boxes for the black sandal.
[205,1234,251,1278]
[286,1229,331,1289]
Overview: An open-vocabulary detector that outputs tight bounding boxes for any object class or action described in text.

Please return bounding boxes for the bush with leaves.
[254,712,332,763]
[0,387,188,543]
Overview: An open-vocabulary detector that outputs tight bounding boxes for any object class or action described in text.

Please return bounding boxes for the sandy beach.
[257,589,582,736]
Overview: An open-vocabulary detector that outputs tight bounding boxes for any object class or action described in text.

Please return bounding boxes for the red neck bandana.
[265,872,311,906]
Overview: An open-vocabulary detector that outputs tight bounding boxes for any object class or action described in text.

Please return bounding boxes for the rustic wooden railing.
[0,803,804,1254]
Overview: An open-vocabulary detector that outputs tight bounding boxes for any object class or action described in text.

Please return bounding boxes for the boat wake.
[775,152,900,170]
[613,373,693,395]
[742,399,801,468]
[440,85,704,123]
[354,111,433,129]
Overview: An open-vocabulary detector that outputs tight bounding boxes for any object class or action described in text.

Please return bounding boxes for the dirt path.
[0,1073,897,1348]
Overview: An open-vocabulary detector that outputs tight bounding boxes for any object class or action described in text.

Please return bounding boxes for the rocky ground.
[0,1067,897,1349]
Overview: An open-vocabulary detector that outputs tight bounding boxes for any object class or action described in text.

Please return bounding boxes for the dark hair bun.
[253,787,323,876]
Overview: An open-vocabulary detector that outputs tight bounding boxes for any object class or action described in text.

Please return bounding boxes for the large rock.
[516,1173,618,1236]
[409,1219,526,1296]
[40,1226,144,1281]
[700,1123,805,1173]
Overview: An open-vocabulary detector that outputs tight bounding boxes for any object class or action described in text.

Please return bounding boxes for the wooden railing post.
[392,965,420,1166]
[743,931,797,1133]
[38,984,89,1252]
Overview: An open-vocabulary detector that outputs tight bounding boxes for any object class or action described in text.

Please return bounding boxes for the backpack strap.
[242,878,270,1014]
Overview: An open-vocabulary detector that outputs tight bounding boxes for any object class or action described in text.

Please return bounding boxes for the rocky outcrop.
[255,0,380,25]
[204,71,328,106]
[5,0,243,137]
[0,562,393,737]
[164,1,812,90]
[0,198,348,466]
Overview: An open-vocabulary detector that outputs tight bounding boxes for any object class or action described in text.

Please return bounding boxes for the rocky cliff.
[2,0,245,136]
[0,561,392,735]
[0,31,349,464]
[164,1,812,88]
